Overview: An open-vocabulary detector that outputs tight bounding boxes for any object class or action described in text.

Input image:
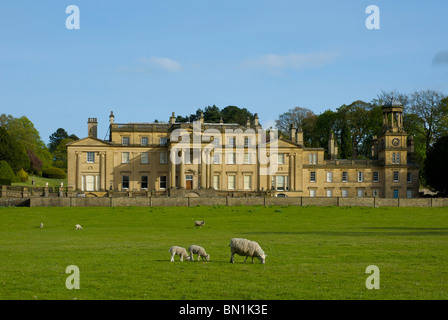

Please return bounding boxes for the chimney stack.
[170,112,176,124]
[109,111,114,125]
[289,123,296,143]
[88,118,98,138]
[328,132,336,160]
[296,127,303,145]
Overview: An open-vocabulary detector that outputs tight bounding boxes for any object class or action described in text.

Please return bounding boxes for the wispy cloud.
[432,51,448,67]
[140,56,182,72]
[242,52,338,73]
[118,56,182,74]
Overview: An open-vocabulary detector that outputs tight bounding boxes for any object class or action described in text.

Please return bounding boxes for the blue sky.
[0,0,447,144]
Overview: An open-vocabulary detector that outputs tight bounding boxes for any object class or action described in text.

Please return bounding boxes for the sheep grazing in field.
[194,221,205,228]
[40,223,44,228]
[188,245,210,262]
[75,224,83,230]
[169,246,190,262]
[229,238,266,264]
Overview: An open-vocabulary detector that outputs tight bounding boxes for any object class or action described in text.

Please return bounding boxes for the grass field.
[0,205,447,300]
[12,175,67,188]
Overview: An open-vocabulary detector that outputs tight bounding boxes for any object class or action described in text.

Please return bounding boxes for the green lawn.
[12,175,66,188]
[0,205,447,300]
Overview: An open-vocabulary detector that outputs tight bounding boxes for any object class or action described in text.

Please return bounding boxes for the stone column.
[76,151,82,191]
[209,150,215,189]
[201,149,206,189]
[180,149,185,189]
[100,152,106,191]
[170,149,176,188]
[266,152,272,191]
[289,153,294,191]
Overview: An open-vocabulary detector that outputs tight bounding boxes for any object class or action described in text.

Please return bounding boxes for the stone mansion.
[67,99,420,198]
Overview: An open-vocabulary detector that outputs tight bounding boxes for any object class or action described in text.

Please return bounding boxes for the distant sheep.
[188,245,210,262]
[229,238,266,264]
[194,221,205,228]
[169,246,190,262]
[40,223,44,228]
[75,224,83,230]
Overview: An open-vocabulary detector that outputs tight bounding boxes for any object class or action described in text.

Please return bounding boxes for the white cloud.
[141,56,182,72]
[243,52,338,72]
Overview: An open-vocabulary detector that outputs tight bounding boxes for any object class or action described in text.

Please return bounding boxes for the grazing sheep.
[194,221,205,228]
[75,224,82,230]
[169,246,190,262]
[229,238,266,264]
[40,223,44,228]
[188,245,210,262]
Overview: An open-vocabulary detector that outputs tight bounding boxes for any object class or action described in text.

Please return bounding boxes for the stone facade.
[66,100,420,198]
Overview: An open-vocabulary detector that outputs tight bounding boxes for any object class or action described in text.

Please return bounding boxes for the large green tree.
[0,114,52,171]
[407,90,448,157]
[424,135,448,196]
[48,128,78,153]
[176,105,255,126]
[52,138,76,171]
[0,126,29,173]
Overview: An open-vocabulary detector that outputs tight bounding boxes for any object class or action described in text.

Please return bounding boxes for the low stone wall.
[22,196,448,208]
[432,198,448,207]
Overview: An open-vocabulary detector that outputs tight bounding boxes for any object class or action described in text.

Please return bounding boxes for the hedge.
[42,167,67,179]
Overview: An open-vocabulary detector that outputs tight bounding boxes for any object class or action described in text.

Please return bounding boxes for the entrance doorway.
[186,175,193,190]
[85,175,95,191]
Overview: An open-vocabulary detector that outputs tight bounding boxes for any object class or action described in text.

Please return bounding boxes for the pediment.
[66,137,111,147]
[265,138,303,149]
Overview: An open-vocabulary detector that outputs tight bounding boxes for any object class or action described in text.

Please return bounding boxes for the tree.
[48,128,69,153]
[0,160,17,182]
[52,138,76,171]
[176,105,255,125]
[407,90,448,158]
[48,128,79,152]
[0,114,52,171]
[203,105,222,123]
[0,126,29,172]
[337,101,372,159]
[221,106,254,125]
[275,106,315,138]
[26,149,43,174]
[424,135,448,196]
[313,109,341,150]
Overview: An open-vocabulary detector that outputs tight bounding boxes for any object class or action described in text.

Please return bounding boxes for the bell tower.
[378,97,408,163]
[378,96,409,198]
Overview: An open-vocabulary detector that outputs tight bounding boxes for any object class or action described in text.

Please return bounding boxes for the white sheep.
[229,238,266,264]
[169,246,190,262]
[188,245,210,262]
[40,223,44,228]
[194,221,205,228]
[75,224,83,230]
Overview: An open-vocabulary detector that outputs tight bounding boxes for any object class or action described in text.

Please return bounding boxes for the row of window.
[310,171,413,183]
[88,151,293,165]
[122,136,168,146]
[121,152,257,165]
[310,188,413,199]
[118,174,253,191]
[85,173,414,198]
[121,136,258,147]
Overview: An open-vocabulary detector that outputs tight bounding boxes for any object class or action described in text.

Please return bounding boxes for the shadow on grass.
[243,227,448,237]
